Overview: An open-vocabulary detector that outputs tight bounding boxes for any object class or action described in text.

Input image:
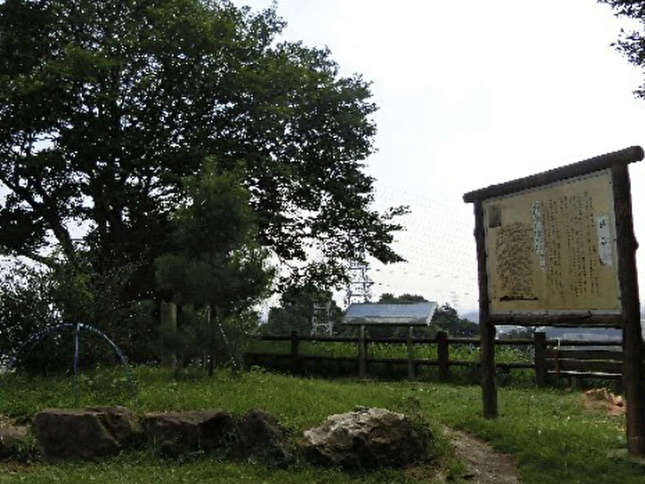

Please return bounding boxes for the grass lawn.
[0,366,642,483]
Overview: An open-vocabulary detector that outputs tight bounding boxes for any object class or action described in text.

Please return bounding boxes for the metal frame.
[5,322,136,405]
[464,146,645,455]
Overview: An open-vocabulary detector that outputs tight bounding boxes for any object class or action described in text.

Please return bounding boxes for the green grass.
[0,453,431,484]
[0,366,641,483]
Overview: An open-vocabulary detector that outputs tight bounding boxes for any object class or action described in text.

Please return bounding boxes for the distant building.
[343,302,438,327]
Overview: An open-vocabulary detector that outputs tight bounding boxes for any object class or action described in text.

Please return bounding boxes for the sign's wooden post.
[611,163,645,455]
[474,200,497,417]
[437,330,451,382]
[464,146,645,454]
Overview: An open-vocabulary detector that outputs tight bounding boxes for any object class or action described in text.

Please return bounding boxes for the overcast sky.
[235,0,645,314]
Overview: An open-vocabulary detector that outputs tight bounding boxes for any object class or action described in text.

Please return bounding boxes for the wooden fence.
[246,331,627,386]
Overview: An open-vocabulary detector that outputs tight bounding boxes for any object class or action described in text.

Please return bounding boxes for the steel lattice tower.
[310,301,332,336]
[344,262,374,308]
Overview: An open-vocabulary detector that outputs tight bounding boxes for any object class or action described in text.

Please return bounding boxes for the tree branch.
[14,250,56,269]
[0,174,77,262]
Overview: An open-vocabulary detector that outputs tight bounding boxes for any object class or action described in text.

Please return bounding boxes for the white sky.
[235,0,645,315]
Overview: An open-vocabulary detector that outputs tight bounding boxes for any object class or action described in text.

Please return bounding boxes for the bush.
[0,258,158,372]
[0,261,64,371]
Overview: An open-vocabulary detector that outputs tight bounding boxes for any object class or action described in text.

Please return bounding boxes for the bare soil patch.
[444,427,520,484]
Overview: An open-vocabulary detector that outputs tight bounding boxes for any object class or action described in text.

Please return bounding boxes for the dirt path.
[444,427,520,483]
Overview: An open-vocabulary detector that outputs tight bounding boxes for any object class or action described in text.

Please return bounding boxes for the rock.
[86,407,141,445]
[302,406,428,469]
[0,423,32,460]
[236,409,294,468]
[143,410,235,457]
[32,407,138,460]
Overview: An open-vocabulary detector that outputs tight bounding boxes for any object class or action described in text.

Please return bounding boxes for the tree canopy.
[264,284,342,336]
[430,303,478,337]
[0,0,406,302]
[600,1,645,98]
[377,293,428,304]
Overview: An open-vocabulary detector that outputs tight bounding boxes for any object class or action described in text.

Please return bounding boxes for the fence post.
[290,330,299,374]
[438,331,450,382]
[407,326,415,380]
[534,331,546,387]
[359,325,367,379]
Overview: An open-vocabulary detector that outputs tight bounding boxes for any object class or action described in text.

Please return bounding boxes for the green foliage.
[0,0,409,367]
[0,0,406,299]
[430,303,479,337]
[599,1,645,98]
[154,162,273,373]
[0,259,158,370]
[377,293,428,304]
[0,261,154,371]
[0,261,62,370]
[155,162,271,308]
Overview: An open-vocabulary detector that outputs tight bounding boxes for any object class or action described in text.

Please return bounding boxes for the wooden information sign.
[463,146,645,455]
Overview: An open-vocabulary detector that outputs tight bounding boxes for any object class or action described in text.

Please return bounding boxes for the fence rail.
[245,330,632,385]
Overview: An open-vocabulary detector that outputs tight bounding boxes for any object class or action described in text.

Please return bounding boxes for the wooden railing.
[246,331,628,385]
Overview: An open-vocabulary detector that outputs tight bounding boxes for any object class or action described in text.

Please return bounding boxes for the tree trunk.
[159,300,177,370]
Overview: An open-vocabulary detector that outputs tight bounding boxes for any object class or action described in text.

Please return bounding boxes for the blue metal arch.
[5,323,136,404]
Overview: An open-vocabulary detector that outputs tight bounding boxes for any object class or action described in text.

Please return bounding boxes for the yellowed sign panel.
[483,169,620,314]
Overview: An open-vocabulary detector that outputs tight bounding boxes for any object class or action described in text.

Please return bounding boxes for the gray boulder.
[143,410,235,457]
[33,407,138,460]
[236,409,294,468]
[302,406,429,469]
[0,422,32,460]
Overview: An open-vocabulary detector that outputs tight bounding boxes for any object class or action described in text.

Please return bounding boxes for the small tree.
[430,303,479,337]
[0,261,60,371]
[155,161,273,375]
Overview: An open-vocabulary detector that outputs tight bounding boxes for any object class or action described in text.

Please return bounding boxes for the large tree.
[600,1,645,98]
[0,0,406,304]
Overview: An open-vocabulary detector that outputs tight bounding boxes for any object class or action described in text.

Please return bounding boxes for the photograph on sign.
[482,169,620,314]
